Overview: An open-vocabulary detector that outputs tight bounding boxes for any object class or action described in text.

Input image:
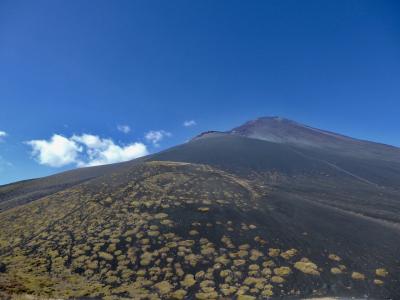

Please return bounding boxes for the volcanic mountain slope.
[230,116,400,162]
[0,159,140,212]
[0,117,400,299]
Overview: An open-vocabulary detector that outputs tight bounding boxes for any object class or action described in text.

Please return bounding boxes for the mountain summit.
[230,116,353,146]
[229,116,400,161]
[1,117,400,299]
[192,116,400,162]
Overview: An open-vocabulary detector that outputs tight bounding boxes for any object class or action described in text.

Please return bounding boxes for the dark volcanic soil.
[1,118,399,299]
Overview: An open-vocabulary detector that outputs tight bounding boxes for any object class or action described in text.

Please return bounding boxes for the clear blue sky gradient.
[1,0,400,184]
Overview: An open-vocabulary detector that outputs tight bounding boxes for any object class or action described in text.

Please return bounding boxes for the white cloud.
[71,134,148,167]
[183,120,196,127]
[26,133,148,168]
[0,131,7,142]
[26,134,82,167]
[117,125,131,134]
[72,134,104,149]
[145,130,171,146]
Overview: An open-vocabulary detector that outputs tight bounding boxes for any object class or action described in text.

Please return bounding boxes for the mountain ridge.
[2,116,400,210]
[191,116,400,163]
[1,116,399,299]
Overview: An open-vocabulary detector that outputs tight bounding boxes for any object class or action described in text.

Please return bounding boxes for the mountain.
[230,116,400,161]
[1,117,400,299]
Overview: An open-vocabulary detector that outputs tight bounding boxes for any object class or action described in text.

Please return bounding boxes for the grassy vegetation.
[0,161,391,299]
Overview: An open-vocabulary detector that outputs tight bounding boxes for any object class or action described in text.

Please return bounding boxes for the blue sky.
[1,0,400,185]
